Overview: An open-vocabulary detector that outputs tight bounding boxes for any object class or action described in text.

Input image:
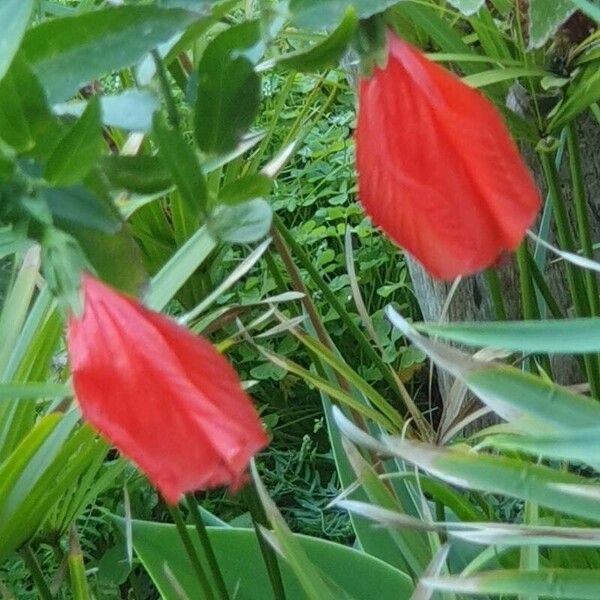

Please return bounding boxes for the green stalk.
[484,269,507,320]
[538,146,600,398]
[243,482,287,600]
[526,251,565,319]
[566,123,600,316]
[185,494,230,600]
[152,49,180,131]
[272,213,429,435]
[68,527,91,600]
[20,545,52,600]
[516,242,553,377]
[167,504,216,600]
[516,242,538,321]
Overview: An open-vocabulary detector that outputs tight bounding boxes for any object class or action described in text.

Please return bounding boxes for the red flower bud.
[67,274,268,504]
[356,33,541,279]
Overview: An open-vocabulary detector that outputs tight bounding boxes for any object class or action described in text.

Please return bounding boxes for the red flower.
[67,274,268,504]
[356,33,540,280]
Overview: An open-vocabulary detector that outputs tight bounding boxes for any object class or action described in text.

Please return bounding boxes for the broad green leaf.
[447,0,485,15]
[571,0,600,20]
[126,519,413,599]
[218,174,272,205]
[0,246,40,371]
[426,569,600,598]
[45,97,102,185]
[153,117,207,218]
[40,185,120,234]
[46,180,146,294]
[146,225,217,311]
[340,438,431,576]
[528,0,576,48]
[101,155,173,194]
[208,198,272,244]
[0,54,62,156]
[462,67,546,88]
[0,383,70,403]
[387,308,600,430]
[252,465,344,600]
[415,317,600,354]
[289,0,398,30]
[54,91,160,133]
[376,436,600,523]
[0,0,35,82]
[194,21,261,155]
[273,8,358,72]
[22,6,197,103]
[548,63,600,131]
[0,225,27,261]
[483,429,600,466]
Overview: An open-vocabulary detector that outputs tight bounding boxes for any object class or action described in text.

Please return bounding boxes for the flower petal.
[356,34,540,279]
[68,275,267,504]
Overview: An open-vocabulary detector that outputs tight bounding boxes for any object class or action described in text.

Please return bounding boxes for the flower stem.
[185,494,230,600]
[167,504,216,600]
[20,544,52,600]
[243,481,287,600]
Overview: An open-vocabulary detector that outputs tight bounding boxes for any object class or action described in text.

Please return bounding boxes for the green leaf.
[208,198,272,244]
[22,6,197,103]
[40,185,120,234]
[101,156,173,195]
[528,0,576,48]
[0,383,70,404]
[125,519,414,600]
[447,0,485,14]
[0,225,27,260]
[218,174,272,205]
[387,309,600,431]
[274,8,358,72]
[0,0,35,82]
[355,430,600,523]
[146,225,217,311]
[289,0,398,30]
[426,569,600,598]
[571,0,600,20]
[153,117,207,218]
[0,54,62,155]
[414,317,600,354]
[45,97,102,185]
[54,91,160,133]
[548,63,600,131]
[194,21,261,155]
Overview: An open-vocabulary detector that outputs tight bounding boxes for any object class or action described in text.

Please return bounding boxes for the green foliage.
[2,0,600,598]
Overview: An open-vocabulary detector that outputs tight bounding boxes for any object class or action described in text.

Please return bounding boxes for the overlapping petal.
[356,33,541,279]
[67,274,268,504]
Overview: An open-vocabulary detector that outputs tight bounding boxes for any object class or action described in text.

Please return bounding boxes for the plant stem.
[20,545,52,600]
[516,242,538,321]
[167,504,216,600]
[484,269,507,320]
[68,526,91,600]
[272,213,430,437]
[566,123,600,316]
[185,494,230,600]
[527,251,565,319]
[538,145,600,398]
[243,482,287,600]
[152,49,180,131]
